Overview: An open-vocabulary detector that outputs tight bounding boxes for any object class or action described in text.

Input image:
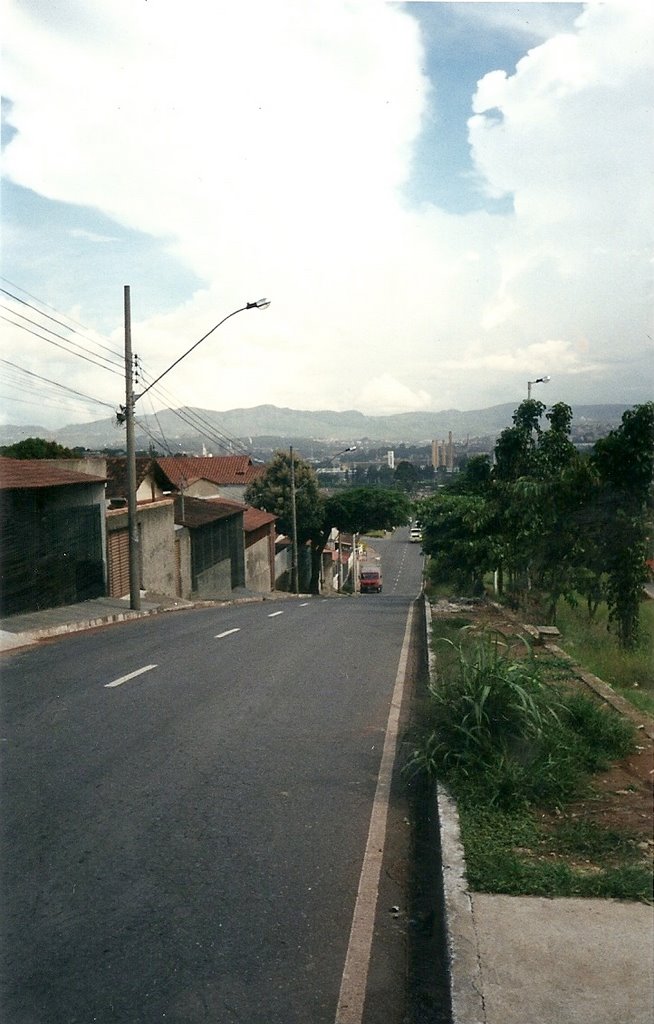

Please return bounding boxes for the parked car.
[360,567,383,593]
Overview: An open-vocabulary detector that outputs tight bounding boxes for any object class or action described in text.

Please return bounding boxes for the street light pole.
[527,375,551,399]
[121,291,270,610]
[289,445,299,594]
[325,446,356,593]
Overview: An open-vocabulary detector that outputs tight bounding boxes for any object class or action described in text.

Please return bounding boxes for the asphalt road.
[1,529,424,1024]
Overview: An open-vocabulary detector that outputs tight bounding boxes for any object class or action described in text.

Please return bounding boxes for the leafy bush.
[406,631,635,810]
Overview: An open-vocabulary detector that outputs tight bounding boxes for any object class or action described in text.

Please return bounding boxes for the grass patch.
[458,807,652,902]
[554,599,654,715]
[407,627,650,901]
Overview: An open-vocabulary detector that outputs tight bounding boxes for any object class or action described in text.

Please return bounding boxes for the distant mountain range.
[0,402,631,452]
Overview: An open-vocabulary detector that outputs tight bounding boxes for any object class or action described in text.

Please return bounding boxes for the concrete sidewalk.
[0,593,195,652]
[0,589,299,653]
[438,787,654,1024]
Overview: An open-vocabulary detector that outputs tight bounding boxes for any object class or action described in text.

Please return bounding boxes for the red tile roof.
[0,457,106,490]
[105,456,155,499]
[173,494,246,528]
[157,455,264,489]
[243,507,277,531]
[173,494,276,533]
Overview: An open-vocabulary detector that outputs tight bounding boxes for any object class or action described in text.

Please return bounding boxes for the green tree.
[417,491,497,595]
[449,454,492,495]
[494,400,545,482]
[0,437,76,459]
[322,486,411,592]
[591,403,654,647]
[324,486,411,537]
[394,460,418,493]
[245,450,325,592]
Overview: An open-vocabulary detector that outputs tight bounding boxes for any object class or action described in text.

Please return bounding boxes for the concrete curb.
[0,605,177,652]
[423,597,487,1024]
[544,642,654,741]
[0,591,315,654]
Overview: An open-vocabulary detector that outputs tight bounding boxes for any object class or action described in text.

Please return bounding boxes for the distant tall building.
[431,434,455,471]
[387,450,395,469]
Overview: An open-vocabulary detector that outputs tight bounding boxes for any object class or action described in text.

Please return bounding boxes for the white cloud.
[1,0,652,426]
[355,373,432,415]
[441,337,606,376]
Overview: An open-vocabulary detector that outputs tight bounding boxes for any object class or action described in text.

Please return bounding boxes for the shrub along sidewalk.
[407,609,653,903]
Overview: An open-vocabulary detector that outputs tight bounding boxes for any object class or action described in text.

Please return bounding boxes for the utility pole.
[290,445,299,594]
[124,285,140,610]
[119,290,270,609]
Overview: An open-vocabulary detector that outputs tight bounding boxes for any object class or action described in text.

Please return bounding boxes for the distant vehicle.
[409,526,422,543]
[360,567,383,593]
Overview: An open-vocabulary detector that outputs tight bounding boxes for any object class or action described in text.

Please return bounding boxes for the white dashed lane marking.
[104,664,158,689]
[215,629,241,639]
[268,611,284,618]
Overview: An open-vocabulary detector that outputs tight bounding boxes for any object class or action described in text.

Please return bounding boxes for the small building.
[156,455,264,504]
[173,495,246,599]
[243,506,277,593]
[105,499,177,600]
[0,457,107,616]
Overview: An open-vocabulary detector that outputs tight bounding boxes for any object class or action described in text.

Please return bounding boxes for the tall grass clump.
[407,631,634,811]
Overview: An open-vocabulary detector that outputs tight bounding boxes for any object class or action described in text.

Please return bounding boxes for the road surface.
[1,529,424,1023]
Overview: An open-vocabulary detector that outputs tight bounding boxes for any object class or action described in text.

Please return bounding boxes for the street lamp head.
[527,374,551,399]
[247,298,271,309]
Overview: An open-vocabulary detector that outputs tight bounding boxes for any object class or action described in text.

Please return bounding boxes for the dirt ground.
[430,598,654,861]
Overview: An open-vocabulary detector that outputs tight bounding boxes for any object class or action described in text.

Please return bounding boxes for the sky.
[1,0,652,433]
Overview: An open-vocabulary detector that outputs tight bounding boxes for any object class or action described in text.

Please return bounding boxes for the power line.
[0,315,124,378]
[0,358,116,412]
[0,279,122,358]
[137,368,250,454]
[134,416,174,456]
[0,303,123,370]
[144,394,249,455]
[142,399,243,455]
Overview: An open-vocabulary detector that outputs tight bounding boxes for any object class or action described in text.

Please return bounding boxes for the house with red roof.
[173,495,277,597]
[156,455,264,503]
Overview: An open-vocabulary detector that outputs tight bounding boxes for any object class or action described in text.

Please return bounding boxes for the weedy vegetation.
[406,621,652,901]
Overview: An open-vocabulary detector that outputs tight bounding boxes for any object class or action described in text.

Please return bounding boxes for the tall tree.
[591,402,654,647]
[245,450,325,591]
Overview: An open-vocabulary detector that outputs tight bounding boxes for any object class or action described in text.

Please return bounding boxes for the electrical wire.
[0,304,123,371]
[142,400,241,455]
[0,281,122,359]
[134,415,174,456]
[144,388,173,456]
[137,368,250,454]
[0,358,117,412]
[0,315,124,378]
[144,396,249,455]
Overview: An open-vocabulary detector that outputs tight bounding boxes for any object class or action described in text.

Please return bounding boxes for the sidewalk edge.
[424,598,486,1024]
